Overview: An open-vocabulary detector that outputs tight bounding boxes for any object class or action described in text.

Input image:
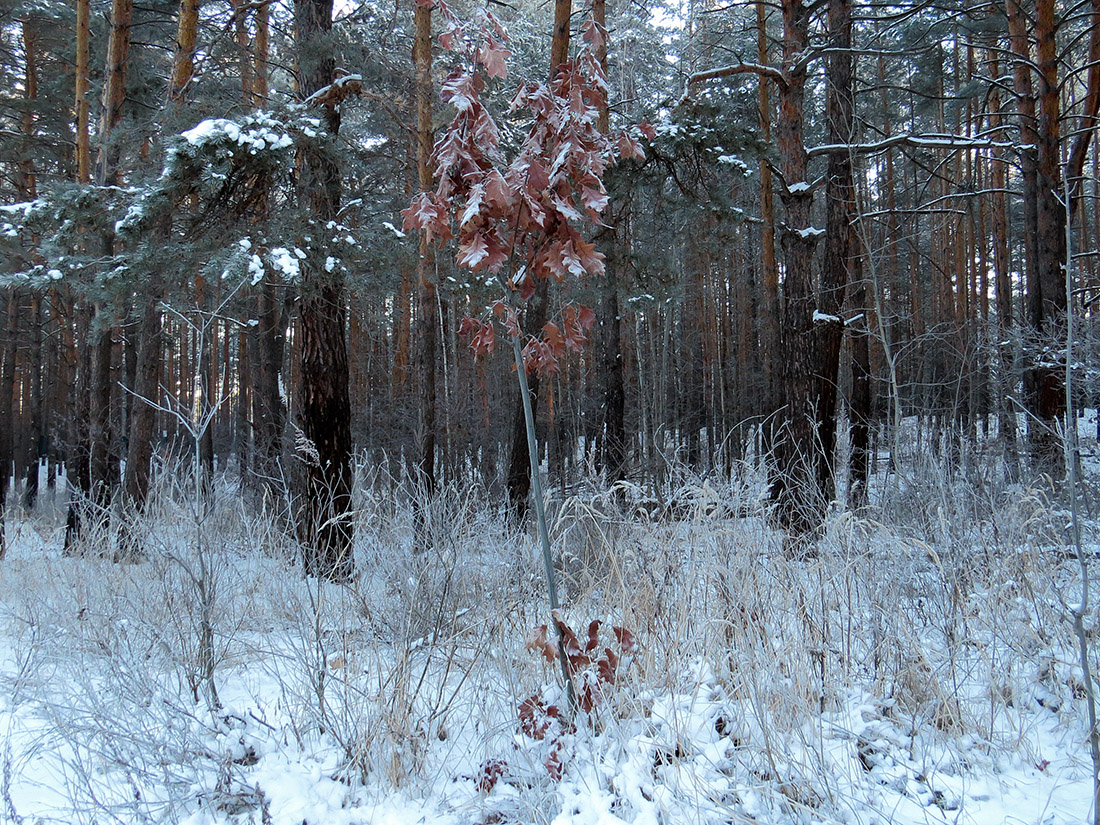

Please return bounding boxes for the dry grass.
[0,455,1093,822]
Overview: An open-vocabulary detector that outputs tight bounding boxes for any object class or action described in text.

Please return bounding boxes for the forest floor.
[0,447,1097,825]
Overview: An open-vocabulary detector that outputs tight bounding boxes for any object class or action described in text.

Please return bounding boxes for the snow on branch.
[303,73,364,108]
[685,62,788,94]
[807,133,1017,158]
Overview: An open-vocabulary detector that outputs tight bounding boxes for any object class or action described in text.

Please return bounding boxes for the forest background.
[2,0,1098,560]
[2,0,1100,821]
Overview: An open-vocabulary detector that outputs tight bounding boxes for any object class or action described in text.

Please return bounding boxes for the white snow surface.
[0,467,1097,825]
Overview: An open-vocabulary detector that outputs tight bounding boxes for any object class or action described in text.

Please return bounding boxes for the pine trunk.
[0,292,19,557]
[120,297,161,555]
[74,0,91,183]
[506,0,572,521]
[769,0,820,537]
[413,0,438,523]
[169,0,201,102]
[814,0,853,503]
[294,0,354,579]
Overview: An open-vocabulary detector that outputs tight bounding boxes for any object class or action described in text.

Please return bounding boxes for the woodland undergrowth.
[0,454,1095,824]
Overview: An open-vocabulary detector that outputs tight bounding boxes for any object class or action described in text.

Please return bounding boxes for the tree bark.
[121,297,162,551]
[413,0,438,533]
[506,0,572,521]
[592,0,626,489]
[21,296,42,510]
[1029,0,1067,475]
[74,0,91,183]
[0,292,19,557]
[768,0,821,537]
[757,0,779,445]
[988,48,1020,478]
[294,0,354,580]
[253,280,285,492]
[169,0,201,103]
[96,0,133,186]
[88,309,117,514]
[813,0,854,504]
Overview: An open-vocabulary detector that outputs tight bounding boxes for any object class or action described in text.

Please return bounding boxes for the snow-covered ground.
[0,463,1096,824]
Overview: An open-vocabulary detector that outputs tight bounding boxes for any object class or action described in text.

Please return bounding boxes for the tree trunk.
[768,0,821,537]
[757,0,779,448]
[195,274,215,492]
[988,48,1020,479]
[121,297,161,553]
[849,248,870,505]
[1031,0,1067,475]
[96,0,133,186]
[88,311,117,514]
[74,0,91,183]
[252,280,285,492]
[506,0,572,521]
[21,296,42,510]
[294,0,354,580]
[1066,0,1100,224]
[0,292,19,557]
[813,0,854,504]
[169,0,201,103]
[593,0,626,489]
[413,0,438,535]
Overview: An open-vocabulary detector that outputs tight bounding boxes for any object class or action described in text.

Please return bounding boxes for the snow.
[813,309,842,324]
[180,115,294,155]
[717,154,749,174]
[0,472,1096,825]
[268,247,300,280]
[249,253,265,284]
[794,226,825,238]
[382,221,407,238]
[788,181,811,193]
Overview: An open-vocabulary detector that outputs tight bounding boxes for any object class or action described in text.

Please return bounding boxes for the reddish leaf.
[585,620,601,653]
[441,71,482,113]
[526,158,550,190]
[472,322,494,355]
[518,695,551,740]
[477,759,506,793]
[457,233,490,269]
[638,119,657,141]
[597,648,619,686]
[483,169,514,210]
[550,194,584,224]
[525,623,558,663]
[559,240,586,279]
[485,9,508,40]
[561,306,589,352]
[522,339,560,376]
[401,192,451,243]
[519,273,536,302]
[545,739,564,780]
[460,183,485,227]
[542,322,565,358]
[613,626,635,653]
[580,185,609,212]
[492,301,521,337]
[576,304,596,330]
[581,18,606,51]
[617,132,645,161]
[478,38,510,79]
[577,682,596,714]
[572,238,604,276]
